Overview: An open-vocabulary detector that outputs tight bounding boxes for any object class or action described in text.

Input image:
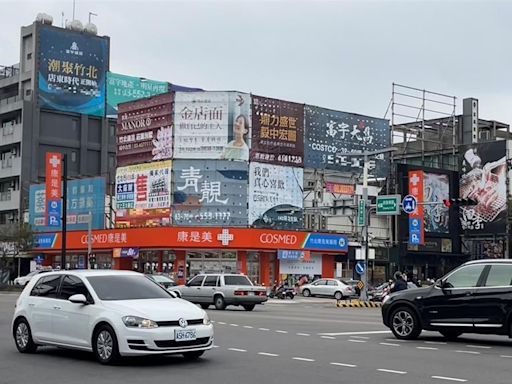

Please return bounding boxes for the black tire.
[93,324,120,365]
[214,295,226,310]
[243,304,255,311]
[13,318,37,353]
[439,330,463,340]
[200,304,210,310]
[302,289,311,297]
[390,306,421,340]
[334,291,343,300]
[183,350,205,360]
[286,293,295,300]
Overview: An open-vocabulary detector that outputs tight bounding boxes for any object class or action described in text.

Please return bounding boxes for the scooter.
[269,285,296,300]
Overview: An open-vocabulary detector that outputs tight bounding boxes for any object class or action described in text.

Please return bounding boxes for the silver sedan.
[299,279,355,300]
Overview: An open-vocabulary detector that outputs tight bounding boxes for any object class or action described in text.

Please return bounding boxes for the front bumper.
[118,323,214,356]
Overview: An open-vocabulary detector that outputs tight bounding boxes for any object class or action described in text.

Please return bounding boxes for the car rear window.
[88,275,173,300]
[224,275,252,286]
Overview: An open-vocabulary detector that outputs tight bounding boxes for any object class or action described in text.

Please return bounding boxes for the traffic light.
[443,198,477,208]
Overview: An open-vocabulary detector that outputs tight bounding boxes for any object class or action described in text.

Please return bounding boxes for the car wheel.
[183,350,205,360]
[390,307,421,340]
[243,304,255,311]
[439,330,463,340]
[302,289,311,297]
[214,295,226,310]
[13,319,37,353]
[93,325,120,365]
[200,304,210,310]
[334,291,343,300]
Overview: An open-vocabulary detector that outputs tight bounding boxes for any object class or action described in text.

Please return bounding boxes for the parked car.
[14,269,52,287]
[12,270,213,364]
[171,273,267,311]
[146,274,176,289]
[382,259,512,340]
[299,278,355,300]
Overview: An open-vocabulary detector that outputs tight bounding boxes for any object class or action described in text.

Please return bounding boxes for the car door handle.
[53,306,62,310]
[464,291,472,296]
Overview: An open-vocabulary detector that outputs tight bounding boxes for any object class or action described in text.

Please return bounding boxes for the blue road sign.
[47,200,61,227]
[402,195,417,214]
[355,262,366,275]
[409,217,423,245]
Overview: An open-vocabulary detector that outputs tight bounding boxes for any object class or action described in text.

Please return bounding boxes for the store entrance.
[187,250,237,276]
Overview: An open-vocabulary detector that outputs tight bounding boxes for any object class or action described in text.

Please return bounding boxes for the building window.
[71,151,77,162]
[27,53,32,60]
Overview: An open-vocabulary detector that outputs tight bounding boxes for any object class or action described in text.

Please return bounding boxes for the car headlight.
[203,313,211,325]
[122,316,159,328]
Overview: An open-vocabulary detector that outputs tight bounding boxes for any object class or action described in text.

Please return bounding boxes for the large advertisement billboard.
[107,72,168,117]
[460,141,507,234]
[38,25,109,117]
[304,106,390,178]
[115,160,172,211]
[117,93,173,167]
[173,91,251,160]
[248,162,303,229]
[172,160,248,226]
[115,208,172,228]
[251,96,304,167]
[29,177,105,232]
[423,172,450,233]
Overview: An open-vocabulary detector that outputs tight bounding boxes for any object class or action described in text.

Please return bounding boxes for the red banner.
[325,182,355,195]
[45,152,62,201]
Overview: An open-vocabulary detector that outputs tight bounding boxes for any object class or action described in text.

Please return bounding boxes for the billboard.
[173,91,251,160]
[117,93,173,167]
[304,106,390,178]
[115,160,172,210]
[106,72,168,117]
[251,96,304,167]
[423,172,450,233]
[460,141,507,234]
[38,25,109,117]
[29,177,105,232]
[172,160,248,226]
[248,162,303,229]
[115,208,172,228]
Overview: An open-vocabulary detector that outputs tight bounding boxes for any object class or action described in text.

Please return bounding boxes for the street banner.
[45,152,62,227]
[408,170,425,245]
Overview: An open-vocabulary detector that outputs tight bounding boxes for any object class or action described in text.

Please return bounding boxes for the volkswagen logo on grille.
[178,318,188,328]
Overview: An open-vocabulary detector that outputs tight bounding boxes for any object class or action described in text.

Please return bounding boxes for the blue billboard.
[38,25,109,116]
[29,177,106,232]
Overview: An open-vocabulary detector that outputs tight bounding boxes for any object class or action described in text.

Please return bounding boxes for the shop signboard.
[423,172,449,233]
[248,162,303,229]
[304,106,390,178]
[325,182,355,195]
[277,250,308,260]
[408,170,425,245]
[459,141,507,234]
[117,93,173,167]
[251,96,304,167]
[106,72,168,117]
[279,254,322,275]
[115,208,172,228]
[172,160,248,226]
[115,160,172,210]
[38,24,109,117]
[30,177,106,232]
[173,91,251,160]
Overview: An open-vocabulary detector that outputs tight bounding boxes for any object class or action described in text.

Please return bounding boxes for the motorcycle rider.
[390,271,408,293]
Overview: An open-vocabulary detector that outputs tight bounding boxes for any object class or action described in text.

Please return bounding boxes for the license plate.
[248,291,255,295]
[175,329,197,342]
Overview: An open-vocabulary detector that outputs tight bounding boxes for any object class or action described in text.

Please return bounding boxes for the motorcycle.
[269,284,296,300]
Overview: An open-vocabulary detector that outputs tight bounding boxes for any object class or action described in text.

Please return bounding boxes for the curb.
[336,300,382,308]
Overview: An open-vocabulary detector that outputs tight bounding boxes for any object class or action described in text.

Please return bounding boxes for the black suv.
[382,260,512,340]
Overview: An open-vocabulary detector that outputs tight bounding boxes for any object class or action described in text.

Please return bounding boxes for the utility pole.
[87,211,92,269]
[61,154,68,270]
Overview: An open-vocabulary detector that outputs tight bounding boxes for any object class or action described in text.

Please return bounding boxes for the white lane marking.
[229,324,239,327]
[293,357,315,362]
[228,348,247,352]
[330,362,357,368]
[243,326,253,329]
[320,330,391,336]
[297,333,310,336]
[275,330,288,334]
[454,350,480,355]
[431,376,467,382]
[211,321,215,323]
[465,344,491,349]
[217,322,226,325]
[353,336,370,340]
[348,339,367,343]
[501,355,512,358]
[321,336,336,340]
[259,328,270,331]
[385,338,409,343]
[379,342,400,347]
[425,341,447,345]
[213,345,220,348]
[417,346,439,350]
[377,369,407,375]
[258,352,279,357]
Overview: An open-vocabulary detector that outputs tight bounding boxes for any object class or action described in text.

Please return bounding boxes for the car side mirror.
[435,279,443,288]
[69,294,88,304]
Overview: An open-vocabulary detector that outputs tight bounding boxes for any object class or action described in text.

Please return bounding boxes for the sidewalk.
[266,297,336,304]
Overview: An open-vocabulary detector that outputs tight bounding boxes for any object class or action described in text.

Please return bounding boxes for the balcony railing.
[0,66,19,80]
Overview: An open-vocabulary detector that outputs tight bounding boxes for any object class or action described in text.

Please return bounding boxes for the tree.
[0,223,34,282]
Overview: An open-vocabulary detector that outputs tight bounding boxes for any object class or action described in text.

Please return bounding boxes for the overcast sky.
[1,0,511,124]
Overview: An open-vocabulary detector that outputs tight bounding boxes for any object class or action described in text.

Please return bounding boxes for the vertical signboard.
[117,93,173,167]
[172,160,248,226]
[251,96,304,167]
[106,72,168,117]
[304,106,390,178]
[248,162,303,229]
[38,25,109,117]
[45,152,62,227]
[174,92,251,161]
[460,141,507,233]
[423,172,449,233]
[408,170,424,245]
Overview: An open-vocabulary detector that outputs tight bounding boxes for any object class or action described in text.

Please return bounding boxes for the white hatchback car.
[299,278,355,300]
[12,270,213,364]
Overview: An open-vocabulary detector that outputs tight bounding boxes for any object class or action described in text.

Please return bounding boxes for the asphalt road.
[1,293,512,384]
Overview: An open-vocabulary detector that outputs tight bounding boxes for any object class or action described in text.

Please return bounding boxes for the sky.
[1,0,511,124]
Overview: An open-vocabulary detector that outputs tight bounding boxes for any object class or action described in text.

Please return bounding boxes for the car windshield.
[88,275,173,300]
[152,275,173,283]
[224,275,253,286]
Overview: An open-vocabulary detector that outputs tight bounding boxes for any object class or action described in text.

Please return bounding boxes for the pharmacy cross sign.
[49,155,61,168]
[217,229,234,246]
